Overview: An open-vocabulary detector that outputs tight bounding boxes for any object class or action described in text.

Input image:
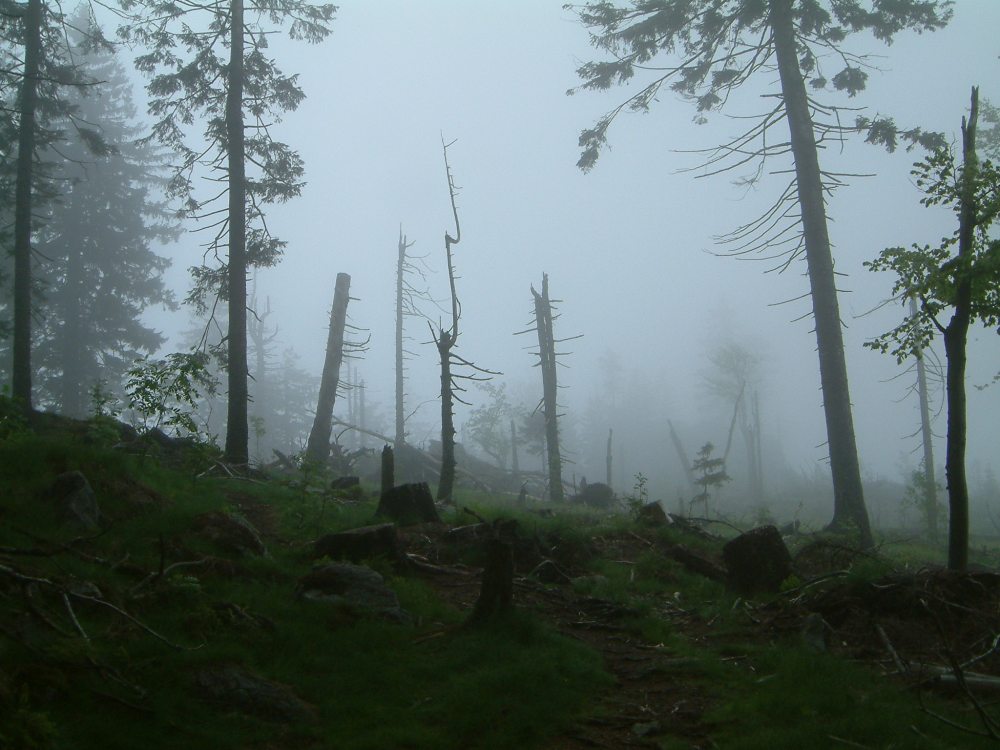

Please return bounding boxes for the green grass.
[0,426,609,750]
[704,646,997,749]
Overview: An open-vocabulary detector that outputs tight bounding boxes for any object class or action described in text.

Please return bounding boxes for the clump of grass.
[707,646,997,749]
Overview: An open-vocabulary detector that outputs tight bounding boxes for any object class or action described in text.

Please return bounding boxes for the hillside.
[2,409,999,749]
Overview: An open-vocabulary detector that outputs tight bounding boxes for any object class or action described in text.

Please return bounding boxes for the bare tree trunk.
[436,334,457,500]
[11,0,42,413]
[668,419,696,493]
[306,272,352,464]
[910,297,939,539]
[532,274,564,502]
[754,391,764,503]
[358,379,366,451]
[381,444,394,495]
[434,140,462,502]
[395,229,409,449]
[945,88,979,572]
[510,418,519,476]
[771,0,872,548]
[224,0,249,465]
[605,428,613,488]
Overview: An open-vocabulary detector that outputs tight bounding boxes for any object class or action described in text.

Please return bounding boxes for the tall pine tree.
[119,0,335,465]
[568,0,953,548]
[31,10,177,416]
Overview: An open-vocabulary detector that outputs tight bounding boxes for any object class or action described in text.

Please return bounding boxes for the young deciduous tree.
[866,87,1000,571]
[119,0,335,465]
[567,0,954,548]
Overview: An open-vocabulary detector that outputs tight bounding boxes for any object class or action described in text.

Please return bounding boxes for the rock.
[297,562,411,624]
[193,665,315,723]
[637,501,668,526]
[313,523,401,564]
[194,511,268,557]
[376,482,441,525]
[46,471,101,530]
[722,525,792,595]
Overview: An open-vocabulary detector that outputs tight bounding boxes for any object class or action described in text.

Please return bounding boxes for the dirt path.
[404,527,720,748]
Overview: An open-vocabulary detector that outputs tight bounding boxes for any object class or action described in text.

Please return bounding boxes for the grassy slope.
[0,423,607,750]
[2,413,995,749]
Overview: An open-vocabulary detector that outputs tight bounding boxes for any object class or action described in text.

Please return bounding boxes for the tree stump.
[376,482,440,525]
[381,444,394,496]
[722,525,792,595]
[467,536,514,625]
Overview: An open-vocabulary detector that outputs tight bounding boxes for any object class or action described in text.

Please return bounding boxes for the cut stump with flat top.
[467,536,514,625]
[376,482,441,525]
[722,525,792,595]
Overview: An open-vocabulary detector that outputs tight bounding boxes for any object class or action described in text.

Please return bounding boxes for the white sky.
[146,0,1000,492]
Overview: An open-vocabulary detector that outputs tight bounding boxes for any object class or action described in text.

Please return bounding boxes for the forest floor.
[399,518,1000,749]
[4,412,1000,749]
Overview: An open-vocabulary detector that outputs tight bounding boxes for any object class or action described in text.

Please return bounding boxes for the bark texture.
[771,0,872,548]
[306,272,352,464]
[532,274,564,502]
[224,0,249,465]
[11,0,42,411]
[945,89,979,572]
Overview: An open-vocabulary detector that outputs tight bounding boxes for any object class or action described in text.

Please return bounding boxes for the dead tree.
[305,272,351,464]
[605,428,613,488]
[910,297,940,538]
[430,138,497,502]
[518,273,580,503]
[395,229,416,450]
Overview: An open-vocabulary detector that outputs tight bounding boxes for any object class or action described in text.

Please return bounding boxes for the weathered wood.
[305,272,351,464]
[381,444,395,496]
[467,537,514,624]
[376,482,440,525]
[722,525,792,595]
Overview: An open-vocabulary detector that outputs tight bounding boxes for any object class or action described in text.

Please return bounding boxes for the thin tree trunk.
[532,274,563,502]
[945,88,979,572]
[605,428,613,488]
[510,418,519,476]
[359,379,366,450]
[437,332,457,500]
[306,272,351,464]
[910,297,938,538]
[770,0,872,548]
[435,141,462,503]
[754,391,764,503]
[395,229,407,449]
[11,0,42,412]
[224,0,249,465]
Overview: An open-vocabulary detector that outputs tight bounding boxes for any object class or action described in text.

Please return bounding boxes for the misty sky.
[145,0,1000,496]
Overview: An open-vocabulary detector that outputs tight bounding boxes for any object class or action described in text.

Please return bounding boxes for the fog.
[137,1,999,522]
